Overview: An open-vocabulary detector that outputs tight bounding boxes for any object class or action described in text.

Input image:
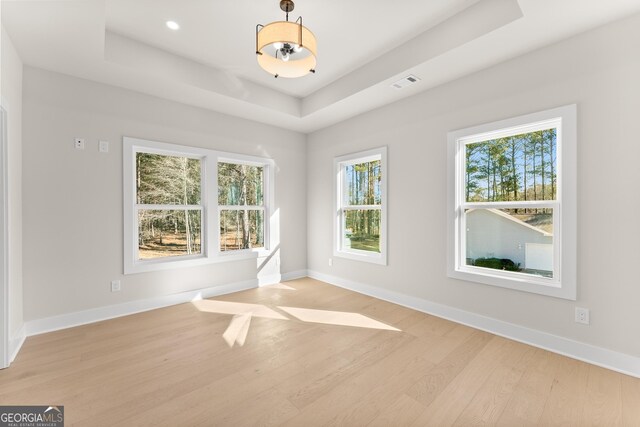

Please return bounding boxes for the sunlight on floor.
[192,299,288,320]
[192,298,400,348]
[263,283,297,290]
[278,306,400,331]
[222,313,253,347]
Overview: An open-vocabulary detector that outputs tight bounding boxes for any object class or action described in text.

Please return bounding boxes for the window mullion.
[342,205,381,211]
[218,205,264,210]
[462,201,558,210]
[137,204,203,210]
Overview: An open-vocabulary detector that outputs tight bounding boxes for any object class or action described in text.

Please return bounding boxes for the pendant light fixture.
[256,0,317,78]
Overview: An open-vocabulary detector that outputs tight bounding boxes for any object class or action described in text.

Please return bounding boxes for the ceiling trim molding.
[302,0,523,116]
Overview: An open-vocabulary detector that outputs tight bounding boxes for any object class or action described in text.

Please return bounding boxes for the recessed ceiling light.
[166,21,180,30]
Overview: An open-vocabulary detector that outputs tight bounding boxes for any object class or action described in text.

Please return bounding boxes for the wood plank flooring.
[1,277,638,426]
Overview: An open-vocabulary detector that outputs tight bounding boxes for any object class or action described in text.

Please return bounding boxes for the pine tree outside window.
[334,147,387,265]
[447,105,577,299]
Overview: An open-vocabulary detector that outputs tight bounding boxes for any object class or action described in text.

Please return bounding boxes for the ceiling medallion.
[255,0,317,78]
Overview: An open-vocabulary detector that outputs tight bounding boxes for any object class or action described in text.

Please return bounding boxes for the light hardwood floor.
[1,278,639,426]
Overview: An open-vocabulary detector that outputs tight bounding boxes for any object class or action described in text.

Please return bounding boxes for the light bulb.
[281,52,290,62]
[293,44,302,53]
[273,42,283,50]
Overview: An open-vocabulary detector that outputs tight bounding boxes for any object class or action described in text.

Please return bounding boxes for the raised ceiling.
[3,0,640,133]
[106,0,481,98]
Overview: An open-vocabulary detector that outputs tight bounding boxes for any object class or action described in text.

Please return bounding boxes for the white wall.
[307,14,640,358]
[1,25,24,358]
[22,67,307,322]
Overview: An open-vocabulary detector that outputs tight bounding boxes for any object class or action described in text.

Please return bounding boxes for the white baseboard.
[281,269,309,281]
[258,269,308,287]
[307,270,640,379]
[21,269,640,378]
[24,272,303,338]
[9,324,26,364]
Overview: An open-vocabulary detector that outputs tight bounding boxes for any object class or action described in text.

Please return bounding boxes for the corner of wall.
[1,24,25,366]
[304,132,311,272]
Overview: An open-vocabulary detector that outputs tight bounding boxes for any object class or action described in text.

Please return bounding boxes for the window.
[124,137,274,274]
[334,147,387,265]
[447,105,577,299]
[136,152,203,260]
[218,161,265,251]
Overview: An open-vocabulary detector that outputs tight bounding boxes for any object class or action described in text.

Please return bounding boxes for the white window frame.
[447,105,577,300]
[123,137,274,274]
[333,147,387,265]
[217,156,271,257]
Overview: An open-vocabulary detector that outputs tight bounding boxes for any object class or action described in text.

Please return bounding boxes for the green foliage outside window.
[466,129,557,204]
[464,128,556,276]
[344,160,381,252]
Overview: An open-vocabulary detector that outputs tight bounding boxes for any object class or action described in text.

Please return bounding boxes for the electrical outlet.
[575,307,590,325]
[74,138,85,150]
[99,140,109,153]
[328,258,332,267]
[111,280,121,292]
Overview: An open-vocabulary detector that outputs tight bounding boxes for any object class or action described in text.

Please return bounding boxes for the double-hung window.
[218,161,266,252]
[124,137,274,274]
[134,149,204,263]
[448,105,576,299]
[334,147,387,265]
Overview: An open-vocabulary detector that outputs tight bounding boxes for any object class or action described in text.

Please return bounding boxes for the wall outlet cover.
[575,307,590,325]
[111,280,121,292]
[99,140,109,153]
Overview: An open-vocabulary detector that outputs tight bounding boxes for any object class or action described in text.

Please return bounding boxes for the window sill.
[124,249,270,275]
[333,249,387,266]
[448,267,575,300]
[219,248,270,258]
